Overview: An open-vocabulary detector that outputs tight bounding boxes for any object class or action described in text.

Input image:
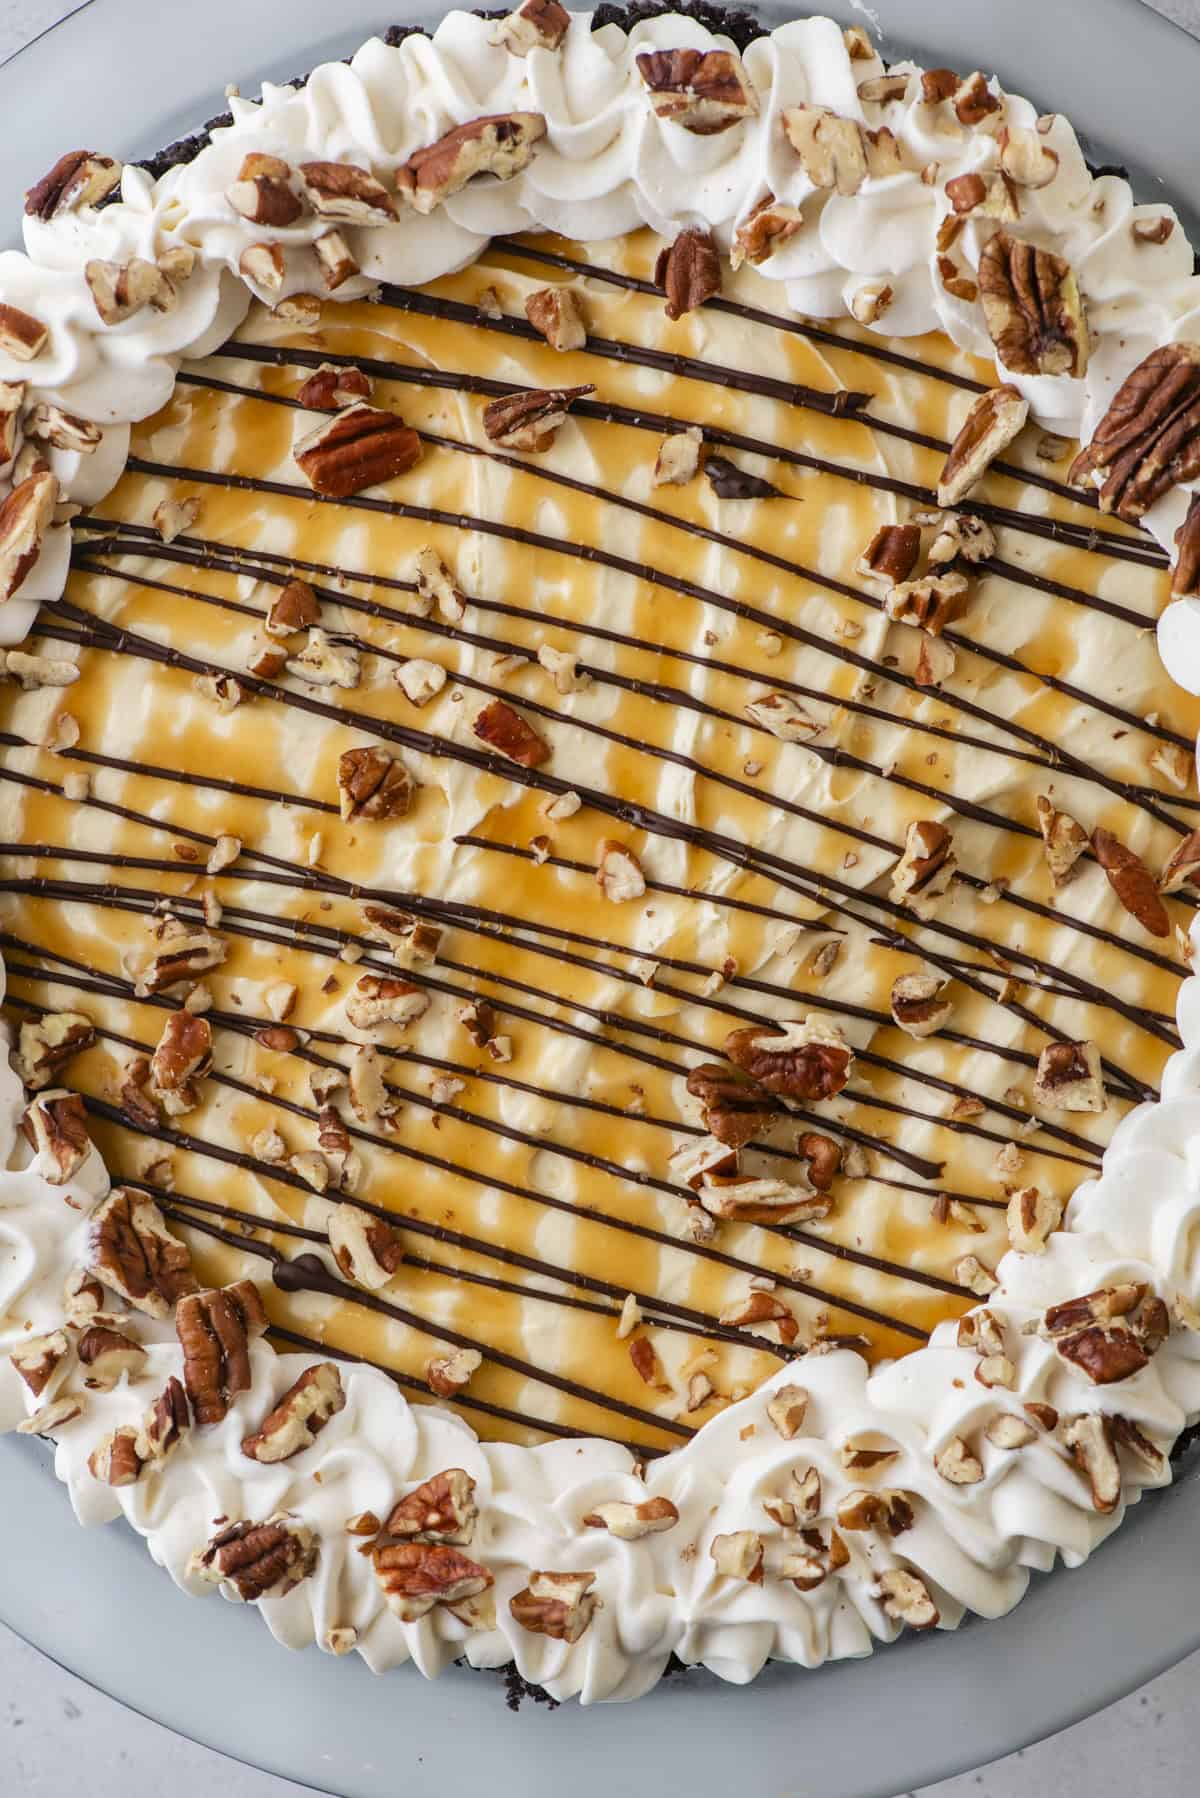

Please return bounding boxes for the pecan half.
[525,286,586,351]
[724,1017,853,1102]
[636,48,757,135]
[796,1130,842,1190]
[890,972,951,1037]
[296,404,421,497]
[490,0,570,53]
[15,1009,94,1090]
[857,523,921,586]
[294,365,372,413]
[685,1062,783,1149]
[345,974,429,1031]
[337,746,413,820]
[654,228,721,320]
[396,114,547,214]
[242,1362,345,1462]
[979,232,1088,378]
[0,302,49,363]
[1091,827,1170,937]
[782,105,867,195]
[226,152,304,226]
[298,161,397,225]
[472,697,550,766]
[381,1468,478,1545]
[1070,342,1200,520]
[25,150,121,218]
[481,383,593,452]
[581,1497,678,1539]
[0,469,57,603]
[328,1203,406,1291]
[889,819,957,914]
[191,1516,317,1601]
[937,386,1029,506]
[1036,794,1088,887]
[87,1187,197,1318]
[509,1569,599,1640]
[730,194,804,270]
[176,1280,269,1425]
[21,1090,91,1184]
[1032,1040,1105,1113]
[373,1541,493,1620]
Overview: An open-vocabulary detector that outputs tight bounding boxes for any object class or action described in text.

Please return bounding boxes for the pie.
[2,1,1200,1702]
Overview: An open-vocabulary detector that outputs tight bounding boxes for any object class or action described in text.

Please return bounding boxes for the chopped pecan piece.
[15,1009,94,1090]
[10,1330,71,1399]
[397,113,547,214]
[1160,828,1200,894]
[490,0,570,53]
[986,1412,1036,1450]
[87,1187,197,1318]
[877,1568,939,1629]
[511,1569,601,1640]
[889,819,957,914]
[337,746,413,821]
[242,1362,345,1462]
[295,365,372,413]
[1006,1184,1064,1254]
[654,228,721,320]
[765,1384,809,1439]
[84,257,174,325]
[1062,1413,1121,1512]
[997,126,1059,188]
[653,424,704,486]
[685,1062,783,1149]
[1036,795,1088,887]
[1091,827,1169,938]
[782,105,867,195]
[265,578,321,638]
[76,1324,146,1390]
[25,149,121,218]
[934,1436,983,1484]
[710,1532,764,1582]
[285,626,359,688]
[857,523,921,586]
[724,1016,853,1102]
[328,1204,406,1291]
[730,194,804,270]
[21,1090,91,1185]
[1070,342,1200,520]
[345,973,429,1031]
[24,403,102,454]
[481,383,593,452]
[137,1376,191,1463]
[884,568,968,635]
[796,1130,842,1190]
[0,302,49,362]
[375,1540,493,1620]
[1032,1040,1105,1113]
[582,1497,678,1539]
[890,972,951,1037]
[238,241,286,296]
[596,839,645,902]
[296,404,421,497]
[525,285,586,351]
[426,1346,481,1398]
[700,1174,830,1226]
[472,697,550,766]
[15,1394,84,1437]
[298,161,397,224]
[636,48,757,134]
[0,468,57,603]
[744,691,820,741]
[133,924,224,997]
[383,1469,479,1545]
[979,232,1088,378]
[226,152,304,226]
[191,1516,317,1600]
[176,1280,268,1424]
[938,386,1029,507]
[928,511,995,566]
[914,635,956,688]
[88,1428,143,1487]
[314,227,359,290]
[148,1011,212,1116]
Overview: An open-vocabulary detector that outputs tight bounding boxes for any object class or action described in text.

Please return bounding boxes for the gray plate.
[2,3,1200,1794]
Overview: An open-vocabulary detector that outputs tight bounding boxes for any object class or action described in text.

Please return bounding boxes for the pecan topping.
[1070,342,1200,520]
[315,228,360,290]
[1160,828,1200,894]
[654,228,721,320]
[857,523,921,586]
[1062,1413,1122,1512]
[238,241,286,296]
[21,1090,91,1184]
[884,568,968,636]
[1043,1283,1165,1387]
[709,1531,764,1582]
[24,403,102,454]
[77,1324,146,1390]
[148,1011,212,1116]
[699,1174,830,1226]
[15,1009,94,1090]
[706,456,782,501]
[176,1280,269,1424]
[914,636,956,688]
[191,1516,317,1601]
[87,1187,197,1318]
[686,1062,783,1149]
[84,257,175,325]
[337,746,413,821]
[998,126,1060,189]
[374,1541,493,1620]
[1091,827,1169,938]
[132,924,224,997]
[890,972,951,1038]
[328,1203,406,1291]
[472,697,550,766]
[653,424,704,486]
[782,105,867,195]
[889,819,957,914]
[0,302,49,362]
[637,48,757,134]
[345,973,429,1031]
[1036,794,1088,887]
[979,232,1088,378]
[242,1362,345,1462]
[928,511,995,565]
[226,152,304,226]
[25,150,121,219]
[730,194,804,270]
[796,1130,842,1191]
[382,1469,478,1545]
[877,1568,939,1629]
[724,1017,853,1102]
[0,469,57,603]
[426,1346,481,1398]
[295,365,372,413]
[595,838,646,902]
[137,1376,191,1464]
[10,1330,71,1399]
[296,404,421,497]
[1172,494,1200,599]
[938,385,1029,507]
[298,161,397,224]
[765,1384,809,1440]
[511,1569,600,1639]
[490,0,570,53]
[1032,1040,1105,1113]
[88,1429,143,1488]
[265,578,321,639]
[525,286,586,352]
[582,1496,678,1539]
[1006,1184,1064,1254]
[396,114,547,214]
[481,383,593,452]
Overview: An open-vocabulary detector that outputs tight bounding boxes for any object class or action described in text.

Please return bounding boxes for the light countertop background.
[2,1,1198,1793]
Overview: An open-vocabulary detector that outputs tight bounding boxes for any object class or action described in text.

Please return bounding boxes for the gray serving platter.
[3,3,1200,1794]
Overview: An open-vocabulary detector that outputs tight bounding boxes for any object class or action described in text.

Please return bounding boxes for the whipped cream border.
[2,6,1200,1705]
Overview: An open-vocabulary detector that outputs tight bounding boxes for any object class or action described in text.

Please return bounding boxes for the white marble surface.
[2,1,1200,1794]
